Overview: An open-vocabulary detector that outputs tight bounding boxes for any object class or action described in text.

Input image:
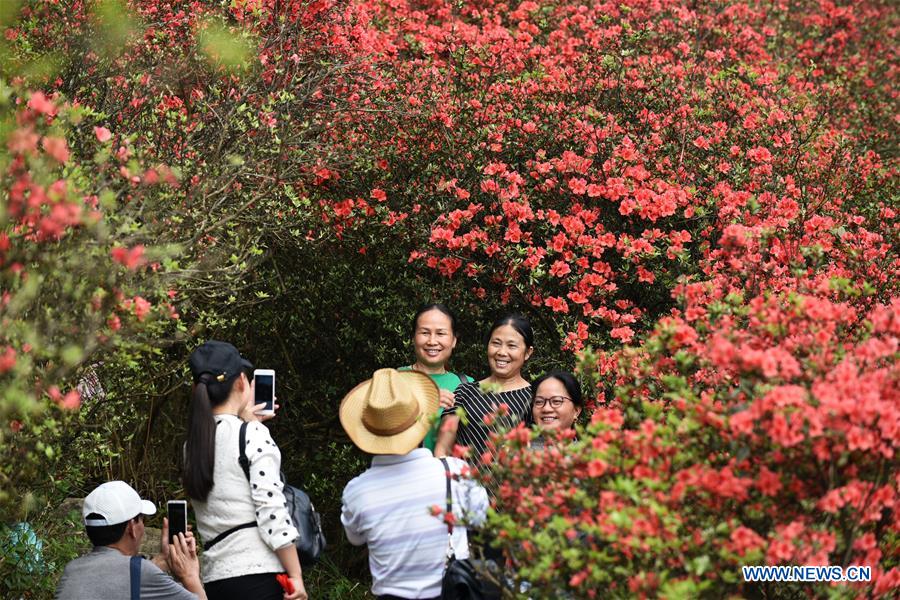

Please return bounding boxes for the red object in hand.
[275,574,295,594]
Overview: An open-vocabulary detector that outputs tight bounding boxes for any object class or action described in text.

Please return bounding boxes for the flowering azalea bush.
[1,0,371,596]
[0,79,184,510]
[1,0,897,597]
[307,0,897,596]
[307,0,897,356]
[484,228,898,596]
[2,0,341,512]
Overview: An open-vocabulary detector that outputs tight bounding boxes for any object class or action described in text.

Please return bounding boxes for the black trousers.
[205,573,284,600]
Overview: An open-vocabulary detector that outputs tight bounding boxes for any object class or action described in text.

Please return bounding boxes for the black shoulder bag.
[439,457,501,600]
[203,422,326,567]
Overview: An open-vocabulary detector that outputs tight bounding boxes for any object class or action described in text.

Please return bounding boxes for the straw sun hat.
[340,368,440,455]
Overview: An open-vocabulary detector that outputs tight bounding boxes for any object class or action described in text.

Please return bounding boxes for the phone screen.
[168,502,187,544]
[254,374,274,411]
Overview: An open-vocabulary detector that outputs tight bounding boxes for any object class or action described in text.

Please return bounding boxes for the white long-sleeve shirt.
[342,448,489,598]
[191,415,299,583]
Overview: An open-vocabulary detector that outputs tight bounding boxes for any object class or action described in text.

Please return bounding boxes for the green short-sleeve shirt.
[397,367,465,451]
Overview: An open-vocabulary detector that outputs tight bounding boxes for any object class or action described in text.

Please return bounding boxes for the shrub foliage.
[1,0,897,597]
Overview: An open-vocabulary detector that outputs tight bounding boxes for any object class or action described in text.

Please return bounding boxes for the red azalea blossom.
[27,91,56,116]
[94,126,112,142]
[111,245,146,270]
[42,136,69,163]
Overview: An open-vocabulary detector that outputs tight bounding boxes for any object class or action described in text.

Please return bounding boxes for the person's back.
[183,340,307,600]
[339,369,488,600]
[57,547,194,600]
[342,449,487,598]
[190,415,291,583]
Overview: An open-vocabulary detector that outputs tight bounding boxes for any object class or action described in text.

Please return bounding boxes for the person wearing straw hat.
[56,480,205,600]
[340,369,489,600]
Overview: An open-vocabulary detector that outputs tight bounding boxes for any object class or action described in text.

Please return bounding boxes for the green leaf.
[90,0,140,60]
[198,17,255,72]
[60,345,83,367]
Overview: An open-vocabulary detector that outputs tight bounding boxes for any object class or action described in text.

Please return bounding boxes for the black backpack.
[202,422,326,567]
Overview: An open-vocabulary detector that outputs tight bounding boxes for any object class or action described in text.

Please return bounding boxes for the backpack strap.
[129,555,142,600]
[202,421,255,552]
[238,421,251,480]
[439,457,455,559]
[456,373,470,385]
[439,457,453,531]
[202,522,256,551]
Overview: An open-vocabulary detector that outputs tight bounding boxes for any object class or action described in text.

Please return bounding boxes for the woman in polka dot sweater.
[184,341,307,600]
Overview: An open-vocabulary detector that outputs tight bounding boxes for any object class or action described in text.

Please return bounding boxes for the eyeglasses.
[532,396,572,409]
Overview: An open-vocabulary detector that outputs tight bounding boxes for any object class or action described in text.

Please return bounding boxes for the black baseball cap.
[189,340,254,384]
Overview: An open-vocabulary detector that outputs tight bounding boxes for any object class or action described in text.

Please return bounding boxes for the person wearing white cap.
[340,369,489,600]
[56,480,206,599]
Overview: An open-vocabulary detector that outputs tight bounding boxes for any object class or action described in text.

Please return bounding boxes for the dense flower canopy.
[1,0,897,596]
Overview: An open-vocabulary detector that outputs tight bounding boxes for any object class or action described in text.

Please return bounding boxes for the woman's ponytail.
[184,378,216,501]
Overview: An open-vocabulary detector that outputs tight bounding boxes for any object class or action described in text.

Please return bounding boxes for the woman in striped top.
[434,314,534,462]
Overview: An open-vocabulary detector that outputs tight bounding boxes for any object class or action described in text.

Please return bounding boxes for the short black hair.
[486,314,534,348]
[526,370,583,427]
[84,513,132,547]
[411,303,458,338]
[531,370,583,408]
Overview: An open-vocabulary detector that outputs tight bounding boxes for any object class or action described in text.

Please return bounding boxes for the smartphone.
[253,369,275,415]
[167,500,187,544]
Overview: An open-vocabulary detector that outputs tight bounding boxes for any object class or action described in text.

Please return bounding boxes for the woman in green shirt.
[399,303,467,451]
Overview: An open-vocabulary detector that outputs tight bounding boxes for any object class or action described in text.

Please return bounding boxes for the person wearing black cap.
[184,341,307,600]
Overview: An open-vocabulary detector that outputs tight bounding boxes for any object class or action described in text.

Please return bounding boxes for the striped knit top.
[443,380,532,463]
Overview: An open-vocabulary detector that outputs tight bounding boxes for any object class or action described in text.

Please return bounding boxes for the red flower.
[568,177,587,195]
[0,346,16,373]
[756,466,782,496]
[7,127,39,154]
[728,526,765,556]
[59,390,81,410]
[549,260,571,277]
[133,296,151,321]
[111,245,146,270]
[545,296,569,313]
[610,326,634,343]
[42,136,69,163]
[27,92,57,116]
[94,126,112,142]
[587,459,608,477]
[746,146,772,163]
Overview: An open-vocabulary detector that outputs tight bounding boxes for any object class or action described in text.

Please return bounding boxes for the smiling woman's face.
[412,308,457,372]
[486,324,531,380]
[532,376,580,431]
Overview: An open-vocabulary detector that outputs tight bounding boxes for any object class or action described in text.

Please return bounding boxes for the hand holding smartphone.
[253,369,276,416]
[167,500,187,544]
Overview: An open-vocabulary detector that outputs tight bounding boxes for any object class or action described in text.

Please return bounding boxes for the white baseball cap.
[82,481,157,526]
